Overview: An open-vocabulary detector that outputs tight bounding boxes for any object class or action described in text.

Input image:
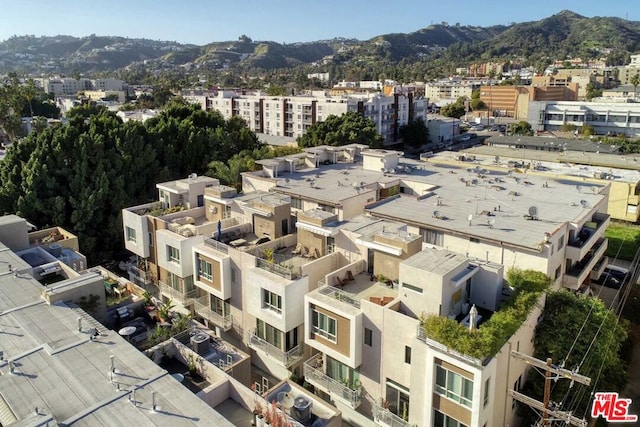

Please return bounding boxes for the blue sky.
[1,0,639,45]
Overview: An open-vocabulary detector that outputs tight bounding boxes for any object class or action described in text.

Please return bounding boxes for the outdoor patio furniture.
[291,243,302,255]
[311,248,321,259]
[334,276,345,288]
[116,306,132,321]
[345,270,355,282]
[300,246,310,258]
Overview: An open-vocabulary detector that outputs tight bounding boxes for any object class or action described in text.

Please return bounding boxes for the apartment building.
[39,77,127,96]
[424,81,476,104]
[188,90,426,145]
[121,146,609,426]
[478,84,578,120]
[528,100,640,137]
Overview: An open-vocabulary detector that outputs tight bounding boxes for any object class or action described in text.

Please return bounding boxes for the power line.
[510,350,591,427]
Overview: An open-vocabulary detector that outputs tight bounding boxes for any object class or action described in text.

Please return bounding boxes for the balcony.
[566,213,610,261]
[193,296,233,331]
[372,402,411,427]
[247,328,303,367]
[128,264,152,287]
[158,281,197,305]
[204,238,229,255]
[255,257,301,280]
[564,237,608,289]
[303,356,362,409]
[318,285,361,309]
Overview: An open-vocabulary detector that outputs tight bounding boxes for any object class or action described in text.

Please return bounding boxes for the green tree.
[297,112,383,148]
[399,118,429,148]
[585,83,603,101]
[266,84,287,96]
[440,102,466,119]
[521,291,628,423]
[630,74,640,100]
[508,121,533,136]
[469,98,486,110]
[0,74,25,142]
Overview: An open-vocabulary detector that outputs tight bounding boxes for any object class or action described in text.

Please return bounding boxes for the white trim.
[355,238,402,256]
[295,221,339,237]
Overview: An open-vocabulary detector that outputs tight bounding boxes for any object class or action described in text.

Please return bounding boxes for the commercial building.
[527,100,640,137]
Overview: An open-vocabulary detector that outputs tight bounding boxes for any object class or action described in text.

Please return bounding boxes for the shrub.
[420,268,550,359]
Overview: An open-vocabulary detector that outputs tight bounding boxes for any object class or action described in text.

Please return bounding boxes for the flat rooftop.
[485,135,621,154]
[366,162,606,251]
[251,159,438,204]
[403,248,470,276]
[458,145,640,183]
[0,242,233,427]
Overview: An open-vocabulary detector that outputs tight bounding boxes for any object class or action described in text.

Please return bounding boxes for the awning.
[296,221,339,237]
[355,238,402,256]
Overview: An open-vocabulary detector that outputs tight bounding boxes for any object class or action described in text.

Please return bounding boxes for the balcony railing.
[303,356,362,409]
[255,258,301,280]
[372,402,412,427]
[247,328,303,367]
[417,325,485,367]
[158,281,197,305]
[204,238,229,254]
[128,265,152,286]
[193,296,233,331]
[566,237,607,278]
[318,285,361,309]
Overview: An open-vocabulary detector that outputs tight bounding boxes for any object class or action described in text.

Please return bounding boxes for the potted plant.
[157,299,175,322]
[142,291,155,310]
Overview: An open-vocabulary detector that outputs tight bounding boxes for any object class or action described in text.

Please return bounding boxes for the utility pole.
[510,350,591,427]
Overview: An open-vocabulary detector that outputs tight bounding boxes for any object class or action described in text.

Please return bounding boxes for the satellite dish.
[467,214,473,225]
[433,210,441,219]
[488,218,496,228]
[529,206,538,218]
[576,185,583,193]
[580,200,589,208]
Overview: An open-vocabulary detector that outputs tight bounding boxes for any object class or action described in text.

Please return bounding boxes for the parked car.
[459,134,472,141]
[594,265,629,289]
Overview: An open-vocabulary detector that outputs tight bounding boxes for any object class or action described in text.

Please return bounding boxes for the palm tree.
[631,74,640,101]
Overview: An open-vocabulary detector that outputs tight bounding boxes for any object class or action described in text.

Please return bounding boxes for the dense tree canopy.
[508,120,533,136]
[0,104,261,263]
[297,112,383,148]
[521,291,628,423]
[399,118,429,148]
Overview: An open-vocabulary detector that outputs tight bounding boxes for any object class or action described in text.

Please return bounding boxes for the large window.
[256,319,282,349]
[262,289,282,314]
[386,379,410,421]
[167,245,180,263]
[312,310,337,342]
[125,227,137,243]
[197,258,213,281]
[435,365,473,408]
[433,410,468,427]
[291,197,302,210]
[421,228,444,246]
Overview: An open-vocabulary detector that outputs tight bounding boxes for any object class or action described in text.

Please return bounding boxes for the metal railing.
[303,356,362,408]
[204,238,229,254]
[255,258,301,280]
[372,402,412,427]
[247,328,303,367]
[128,265,152,286]
[416,325,485,367]
[158,281,197,305]
[318,285,361,309]
[193,297,233,331]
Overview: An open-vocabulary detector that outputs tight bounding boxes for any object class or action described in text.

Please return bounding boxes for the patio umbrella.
[217,220,222,241]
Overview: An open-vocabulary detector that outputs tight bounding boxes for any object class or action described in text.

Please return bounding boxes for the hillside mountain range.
[1,11,639,79]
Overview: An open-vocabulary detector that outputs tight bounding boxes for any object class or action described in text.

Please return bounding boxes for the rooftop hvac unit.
[292,396,312,423]
[190,332,211,355]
